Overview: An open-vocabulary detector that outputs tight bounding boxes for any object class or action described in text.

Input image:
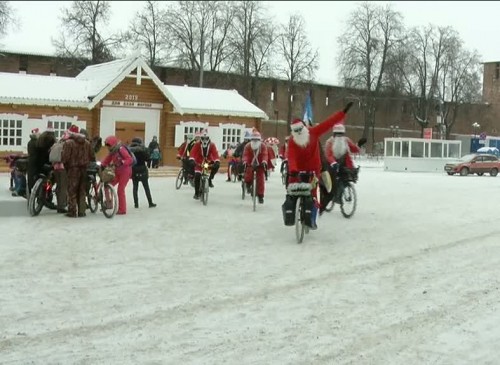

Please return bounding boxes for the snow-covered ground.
[1,162,500,365]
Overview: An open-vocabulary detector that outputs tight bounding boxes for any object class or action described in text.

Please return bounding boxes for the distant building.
[1,49,500,152]
[0,54,268,167]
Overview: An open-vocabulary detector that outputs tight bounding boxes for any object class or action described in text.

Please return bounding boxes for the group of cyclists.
[175,102,365,231]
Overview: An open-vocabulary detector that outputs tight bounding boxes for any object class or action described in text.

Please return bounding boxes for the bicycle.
[324,165,359,218]
[287,171,316,244]
[175,164,195,190]
[28,164,57,217]
[199,160,211,206]
[228,159,240,182]
[241,161,259,211]
[86,162,119,218]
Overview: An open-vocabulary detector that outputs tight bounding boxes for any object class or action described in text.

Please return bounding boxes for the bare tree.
[167,1,234,87]
[127,1,172,67]
[0,1,16,39]
[337,2,404,145]
[438,41,482,139]
[229,1,278,101]
[277,14,318,125]
[52,1,125,66]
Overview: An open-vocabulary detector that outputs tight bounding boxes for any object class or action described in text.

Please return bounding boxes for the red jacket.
[189,141,220,173]
[324,136,360,169]
[242,142,268,167]
[177,141,188,159]
[288,110,345,178]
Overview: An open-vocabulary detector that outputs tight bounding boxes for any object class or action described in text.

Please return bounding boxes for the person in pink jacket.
[101,135,134,215]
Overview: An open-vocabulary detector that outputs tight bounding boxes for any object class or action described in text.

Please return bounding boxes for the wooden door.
[115,122,145,145]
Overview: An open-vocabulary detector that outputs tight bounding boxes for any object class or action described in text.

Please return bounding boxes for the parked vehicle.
[444,153,500,176]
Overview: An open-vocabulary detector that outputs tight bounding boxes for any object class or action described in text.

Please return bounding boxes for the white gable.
[163,84,268,120]
[76,57,133,97]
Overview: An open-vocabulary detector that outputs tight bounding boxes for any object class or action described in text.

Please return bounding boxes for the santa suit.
[287,110,346,199]
[177,141,188,159]
[325,136,360,169]
[242,142,268,197]
[189,141,220,173]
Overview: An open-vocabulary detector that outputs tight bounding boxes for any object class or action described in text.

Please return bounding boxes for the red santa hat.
[250,131,261,141]
[332,124,346,134]
[31,127,40,135]
[290,118,305,130]
[68,125,80,134]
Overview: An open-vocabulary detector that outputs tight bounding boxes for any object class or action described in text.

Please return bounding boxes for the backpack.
[120,145,137,166]
[49,142,64,163]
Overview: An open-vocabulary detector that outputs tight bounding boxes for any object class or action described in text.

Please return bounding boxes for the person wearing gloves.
[101,135,134,215]
[242,131,268,204]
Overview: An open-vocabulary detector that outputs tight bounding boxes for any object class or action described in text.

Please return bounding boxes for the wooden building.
[0,54,268,166]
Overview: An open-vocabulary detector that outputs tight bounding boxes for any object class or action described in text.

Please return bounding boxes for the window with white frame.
[49,120,74,140]
[174,121,209,147]
[222,127,242,151]
[183,124,205,139]
[43,115,79,140]
[0,117,23,147]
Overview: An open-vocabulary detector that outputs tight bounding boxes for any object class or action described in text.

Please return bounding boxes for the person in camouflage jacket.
[61,125,95,218]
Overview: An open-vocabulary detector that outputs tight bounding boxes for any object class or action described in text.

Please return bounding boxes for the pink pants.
[111,167,132,214]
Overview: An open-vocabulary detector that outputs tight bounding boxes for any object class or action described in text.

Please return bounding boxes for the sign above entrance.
[102,100,163,109]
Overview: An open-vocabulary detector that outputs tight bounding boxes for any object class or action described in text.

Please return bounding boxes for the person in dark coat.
[130,137,156,208]
[26,128,40,194]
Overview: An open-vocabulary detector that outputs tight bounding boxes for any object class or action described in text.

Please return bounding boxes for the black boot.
[209,178,214,188]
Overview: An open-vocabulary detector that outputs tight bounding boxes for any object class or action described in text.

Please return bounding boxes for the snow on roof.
[0,72,89,107]
[76,57,136,97]
[163,84,268,120]
[0,54,268,119]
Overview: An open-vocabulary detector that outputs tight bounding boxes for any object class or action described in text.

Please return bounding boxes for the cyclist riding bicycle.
[189,129,220,200]
[282,102,353,230]
[222,142,239,182]
[242,131,268,204]
[177,132,199,185]
[321,123,367,211]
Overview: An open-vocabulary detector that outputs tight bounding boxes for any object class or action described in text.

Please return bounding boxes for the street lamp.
[472,122,480,137]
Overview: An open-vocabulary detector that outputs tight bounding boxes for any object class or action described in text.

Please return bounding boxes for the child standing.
[151,148,161,168]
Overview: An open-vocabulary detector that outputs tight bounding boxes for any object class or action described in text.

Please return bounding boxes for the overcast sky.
[1,1,498,86]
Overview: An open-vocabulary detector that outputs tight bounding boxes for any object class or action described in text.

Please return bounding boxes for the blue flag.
[303,91,313,126]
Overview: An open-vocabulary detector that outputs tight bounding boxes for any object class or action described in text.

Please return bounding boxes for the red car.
[444,153,500,176]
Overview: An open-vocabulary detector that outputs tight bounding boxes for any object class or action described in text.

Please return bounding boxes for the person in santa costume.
[285,102,353,230]
[189,129,220,200]
[320,123,367,210]
[242,131,268,204]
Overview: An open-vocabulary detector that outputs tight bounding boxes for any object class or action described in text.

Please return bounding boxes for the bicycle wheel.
[100,183,118,218]
[252,171,257,212]
[201,177,209,206]
[295,197,305,244]
[340,183,357,218]
[175,169,183,190]
[28,178,44,216]
[87,178,98,213]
